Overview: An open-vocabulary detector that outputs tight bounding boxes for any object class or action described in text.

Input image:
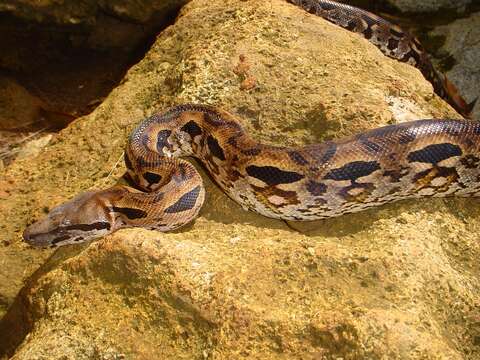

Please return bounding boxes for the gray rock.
[430,12,480,119]
[385,0,471,13]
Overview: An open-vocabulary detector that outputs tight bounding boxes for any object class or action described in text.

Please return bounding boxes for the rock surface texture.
[1,0,479,359]
[385,0,472,13]
[0,0,188,26]
[0,75,44,130]
[430,12,480,121]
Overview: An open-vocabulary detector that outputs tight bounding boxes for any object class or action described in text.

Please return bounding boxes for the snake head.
[23,191,112,248]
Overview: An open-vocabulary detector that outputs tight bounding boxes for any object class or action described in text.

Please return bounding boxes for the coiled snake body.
[24,1,479,247]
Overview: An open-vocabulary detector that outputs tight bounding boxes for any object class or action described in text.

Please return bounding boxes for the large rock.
[1,0,478,358]
[0,75,44,130]
[430,12,480,121]
[0,0,188,26]
[385,0,472,13]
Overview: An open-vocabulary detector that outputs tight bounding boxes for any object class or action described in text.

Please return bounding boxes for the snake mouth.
[22,227,61,248]
[23,221,112,247]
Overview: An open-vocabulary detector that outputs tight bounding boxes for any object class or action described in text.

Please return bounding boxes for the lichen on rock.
[1,0,479,358]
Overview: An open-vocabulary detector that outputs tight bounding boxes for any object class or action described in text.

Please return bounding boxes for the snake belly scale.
[23,1,479,247]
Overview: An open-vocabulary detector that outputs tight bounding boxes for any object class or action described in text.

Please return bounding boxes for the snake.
[23,0,479,248]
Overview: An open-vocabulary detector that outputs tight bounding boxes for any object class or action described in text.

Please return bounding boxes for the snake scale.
[24,0,479,247]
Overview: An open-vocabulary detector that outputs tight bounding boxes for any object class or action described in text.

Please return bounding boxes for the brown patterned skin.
[24,104,480,247]
[288,0,476,118]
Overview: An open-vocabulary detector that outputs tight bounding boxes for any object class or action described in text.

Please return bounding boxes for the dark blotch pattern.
[207,135,226,161]
[165,186,201,213]
[64,222,111,232]
[324,161,381,182]
[363,26,373,39]
[306,181,327,196]
[246,165,304,186]
[144,172,162,185]
[358,137,382,153]
[177,163,189,180]
[156,130,172,152]
[388,38,400,51]
[288,151,309,166]
[124,152,134,170]
[383,168,408,183]
[346,20,357,31]
[251,184,300,207]
[141,133,150,148]
[473,123,480,135]
[461,155,480,169]
[112,207,148,219]
[181,120,203,138]
[52,235,72,245]
[407,143,462,164]
[400,49,421,65]
[413,166,459,192]
[242,148,262,156]
[339,182,374,202]
[48,223,111,244]
[389,28,404,38]
[203,111,224,127]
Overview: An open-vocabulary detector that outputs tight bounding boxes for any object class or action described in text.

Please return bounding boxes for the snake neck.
[127,103,258,177]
